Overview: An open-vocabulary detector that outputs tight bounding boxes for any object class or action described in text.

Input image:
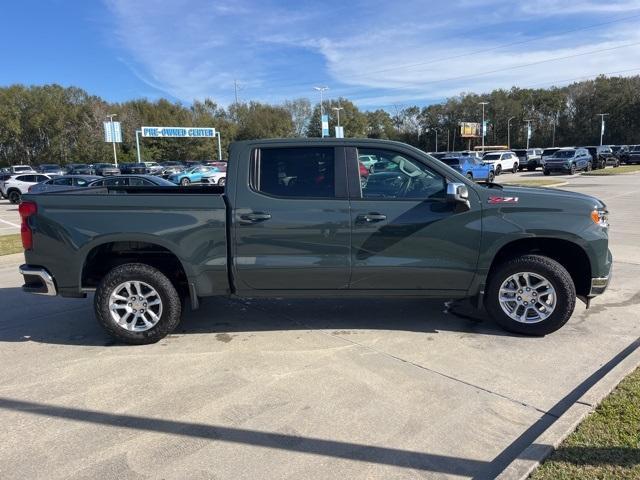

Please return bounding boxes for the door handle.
[240,212,272,224]
[356,213,387,223]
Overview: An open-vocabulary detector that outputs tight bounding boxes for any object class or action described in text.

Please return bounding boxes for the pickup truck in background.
[18,139,612,344]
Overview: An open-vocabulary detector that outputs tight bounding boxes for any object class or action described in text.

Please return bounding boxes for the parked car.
[0,173,12,198]
[543,148,592,175]
[67,163,95,175]
[597,146,619,167]
[37,164,66,176]
[609,145,624,160]
[481,151,519,175]
[440,155,495,182]
[93,163,121,176]
[513,148,543,171]
[143,161,164,175]
[167,166,222,185]
[119,163,148,174]
[620,145,640,164]
[183,161,203,169]
[29,175,101,193]
[201,170,227,186]
[8,165,36,174]
[540,148,562,168]
[88,175,176,187]
[1,173,50,203]
[18,138,612,344]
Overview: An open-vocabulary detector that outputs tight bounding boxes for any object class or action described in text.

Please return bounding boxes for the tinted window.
[90,180,105,186]
[73,178,91,187]
[358,149,446,200]
[105,177,129,186]
[53,177,73,186]
[441,158,461,166]
[256,147,335,198]
[35,175,49,182]
[16,175,34,182]
[483,154,500,160]
[129,178,153,186]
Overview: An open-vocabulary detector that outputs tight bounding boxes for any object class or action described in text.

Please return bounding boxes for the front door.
[348,147,482,292]
[233,145,351,291]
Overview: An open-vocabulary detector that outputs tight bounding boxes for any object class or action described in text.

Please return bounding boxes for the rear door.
[233,145,351,290]
[347,146,482,292]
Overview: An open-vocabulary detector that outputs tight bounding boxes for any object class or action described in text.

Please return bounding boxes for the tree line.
[1,75,639,166]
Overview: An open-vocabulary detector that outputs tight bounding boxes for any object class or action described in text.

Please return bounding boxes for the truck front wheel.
[485,255,576,335]
[94,263,182,344]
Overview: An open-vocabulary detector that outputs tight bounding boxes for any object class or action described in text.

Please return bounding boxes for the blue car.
[168,166,221,185]
[440,155,496,182]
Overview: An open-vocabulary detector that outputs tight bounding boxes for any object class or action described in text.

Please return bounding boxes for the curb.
[501,181,568,188]
[496,341,640,480]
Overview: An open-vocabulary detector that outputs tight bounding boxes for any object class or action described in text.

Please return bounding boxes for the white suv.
[481,151,519,175]
[1,173,50,204]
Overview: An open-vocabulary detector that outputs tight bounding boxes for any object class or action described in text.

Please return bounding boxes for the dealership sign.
[141,126,216,138]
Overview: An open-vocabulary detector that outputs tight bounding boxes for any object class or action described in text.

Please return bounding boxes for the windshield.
[483,154,500,160]
[551,150,575,159]
[14,166,32,172]
[542,149,559,156]
[441,158,461,166]
[41,165,60,171]
[632,145,640,152]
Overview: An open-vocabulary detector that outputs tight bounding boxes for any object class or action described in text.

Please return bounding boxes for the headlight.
[591,208,609,228]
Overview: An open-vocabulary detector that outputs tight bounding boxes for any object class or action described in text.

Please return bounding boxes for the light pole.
[479,102,489,151]
[552,111,559,147]
[507,116,515,149]
[427,128,439,152]
[314,86,329,137]
[216,130,222,160]
[106,113,118,165]
[135,130,142,163]
[597,113,609,146]
[524,119,533,149]
[332,106,344,127]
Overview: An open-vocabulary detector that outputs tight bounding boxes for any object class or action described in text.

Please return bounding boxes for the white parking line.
[0,218,20,228]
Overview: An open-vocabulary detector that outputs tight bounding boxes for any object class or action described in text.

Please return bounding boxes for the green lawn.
[583,165,640,176]
[0,234,22,256]
[500,179,567,187]
[531,367,640,479]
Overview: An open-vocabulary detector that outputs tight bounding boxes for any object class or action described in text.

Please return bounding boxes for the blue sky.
[2,0,640,110]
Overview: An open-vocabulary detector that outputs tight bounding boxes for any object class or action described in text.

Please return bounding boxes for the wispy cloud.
[104,0,640,109]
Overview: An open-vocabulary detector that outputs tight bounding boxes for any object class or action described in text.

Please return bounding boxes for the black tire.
[495,165,502,176]
[543,169,551,176]
[94,263,182,345]
[180,177,190,186]
[570,164,577,175]
[512,163,518,174]
[8,190,21,204]
[218,177,226,186]
[487,171,495,183]
[485,255,576,336]
[466,172,474,180]
[614,160,620,168]
[586,162,592,172]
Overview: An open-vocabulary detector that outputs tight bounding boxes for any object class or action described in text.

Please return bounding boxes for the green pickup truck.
[18,139,612,344]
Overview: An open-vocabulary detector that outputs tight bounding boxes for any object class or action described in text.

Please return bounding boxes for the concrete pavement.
[0,174,639,479]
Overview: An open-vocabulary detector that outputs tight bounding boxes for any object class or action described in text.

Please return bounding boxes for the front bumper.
[19,265,57,296]
[589,251,613,296]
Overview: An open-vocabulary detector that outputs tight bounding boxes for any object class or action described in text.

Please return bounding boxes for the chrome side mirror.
[447,182,470,211]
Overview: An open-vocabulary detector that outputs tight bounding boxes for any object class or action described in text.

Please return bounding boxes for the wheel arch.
[487,237,592,297]
[80,238,192,299]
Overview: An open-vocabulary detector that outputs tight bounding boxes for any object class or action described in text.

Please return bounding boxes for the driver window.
[358,148,446,200]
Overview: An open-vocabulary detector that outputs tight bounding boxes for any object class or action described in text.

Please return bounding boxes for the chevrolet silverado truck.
[18,139,612,344]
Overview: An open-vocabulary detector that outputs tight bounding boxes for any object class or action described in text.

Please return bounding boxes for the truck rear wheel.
[485,255,575,336]
[94,263,182,344]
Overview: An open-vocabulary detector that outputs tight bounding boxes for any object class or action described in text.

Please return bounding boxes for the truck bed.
[23,187,229,299]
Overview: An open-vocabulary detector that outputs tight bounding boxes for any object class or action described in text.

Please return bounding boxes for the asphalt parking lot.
[0,199,20,235]
[0,171,639,479]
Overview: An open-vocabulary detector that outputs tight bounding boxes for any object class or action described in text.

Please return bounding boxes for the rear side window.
[255,147,335,198]
[53,177,72,186]
[16,175,34,182]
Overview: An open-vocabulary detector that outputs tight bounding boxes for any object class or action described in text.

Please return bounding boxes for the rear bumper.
[19,265,57,296]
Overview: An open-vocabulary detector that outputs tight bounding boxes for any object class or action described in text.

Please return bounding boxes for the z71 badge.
[488,196,519,204]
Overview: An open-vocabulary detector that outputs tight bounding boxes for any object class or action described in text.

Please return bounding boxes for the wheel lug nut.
[517,296,522,300]
[133,309,137,313]
[143,303,147,307]
[128,303,132,306]
[526,288,530,291]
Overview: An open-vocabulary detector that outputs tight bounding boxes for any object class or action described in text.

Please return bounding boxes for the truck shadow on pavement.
[0,287,519,346]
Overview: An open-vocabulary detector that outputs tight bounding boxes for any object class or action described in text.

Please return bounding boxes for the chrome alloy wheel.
[109,281,163,332]
[498,272,556,324]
